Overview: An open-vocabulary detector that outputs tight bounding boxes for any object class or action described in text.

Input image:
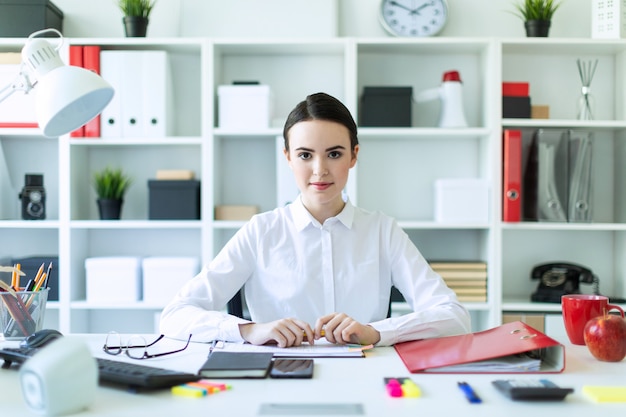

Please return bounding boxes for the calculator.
[492,379,574,401]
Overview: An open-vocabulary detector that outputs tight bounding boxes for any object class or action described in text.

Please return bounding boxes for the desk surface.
[1,334,624,416]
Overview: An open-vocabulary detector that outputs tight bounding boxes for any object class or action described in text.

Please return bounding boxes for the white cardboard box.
[85,257,142,303]
[592,0,626,39]
[434,178,490,223]
[218,85,272,130]
[142,257,200,305]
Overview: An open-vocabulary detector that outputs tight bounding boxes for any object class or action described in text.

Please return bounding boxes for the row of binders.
[430,261,487,303]
[503,129,593,223]
[69,46,173,138]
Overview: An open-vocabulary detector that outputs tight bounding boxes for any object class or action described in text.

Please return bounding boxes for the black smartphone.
[269,359,314,379]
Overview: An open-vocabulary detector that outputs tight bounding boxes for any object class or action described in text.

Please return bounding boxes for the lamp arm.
[28,28,64,52]
[0,65,34,104]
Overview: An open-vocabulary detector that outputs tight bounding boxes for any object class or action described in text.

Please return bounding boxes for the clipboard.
[394,321,565,373]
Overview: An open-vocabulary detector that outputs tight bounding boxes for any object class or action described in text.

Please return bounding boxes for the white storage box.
[85,257,142,303]
[434,178,490,223]
[142,257,200,305]
[592,0,626,39]
[218,85,272,130]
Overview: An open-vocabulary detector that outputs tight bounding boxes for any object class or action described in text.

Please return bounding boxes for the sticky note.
[583,386,626,403]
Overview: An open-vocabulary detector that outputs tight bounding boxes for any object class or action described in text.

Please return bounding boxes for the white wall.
[52,0,591,39]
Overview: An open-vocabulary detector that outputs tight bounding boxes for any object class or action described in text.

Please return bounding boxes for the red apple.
[583,313,626,362]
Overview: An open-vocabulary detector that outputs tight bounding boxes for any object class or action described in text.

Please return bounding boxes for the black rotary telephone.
[530,262,598,303]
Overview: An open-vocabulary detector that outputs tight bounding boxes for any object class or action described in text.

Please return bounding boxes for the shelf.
[69,220,202,229]
[2,37,624,335]
[502,119,626,130]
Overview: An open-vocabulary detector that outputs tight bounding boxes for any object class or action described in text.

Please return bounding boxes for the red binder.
[394,321,565,373]
[502,129,522,222]
[82,45,102,137]
[68,45,84,137]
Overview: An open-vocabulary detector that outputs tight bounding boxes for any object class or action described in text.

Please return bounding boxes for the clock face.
[379,0,448,37]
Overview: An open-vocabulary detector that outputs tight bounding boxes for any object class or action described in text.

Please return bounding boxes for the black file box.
[0,0,64,37]
[148,180,201,220]
[502,96,531,118]
[360,87,413,127]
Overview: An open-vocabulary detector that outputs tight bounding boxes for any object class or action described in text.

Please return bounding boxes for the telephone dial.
[530,262,598,303]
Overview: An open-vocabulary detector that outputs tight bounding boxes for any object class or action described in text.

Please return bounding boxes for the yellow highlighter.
[583,386,626,403]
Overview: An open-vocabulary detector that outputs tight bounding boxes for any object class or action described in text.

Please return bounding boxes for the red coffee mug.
[561,294,625,345]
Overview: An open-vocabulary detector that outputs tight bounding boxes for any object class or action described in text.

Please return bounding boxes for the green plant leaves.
[117,0,156,18]
[92,167,132,200]
[513,0,561,21]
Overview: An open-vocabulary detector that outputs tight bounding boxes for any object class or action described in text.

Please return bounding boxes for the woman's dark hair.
[282,92,358,152]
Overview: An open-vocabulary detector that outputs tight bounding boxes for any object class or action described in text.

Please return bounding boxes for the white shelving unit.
[1,36,625,335]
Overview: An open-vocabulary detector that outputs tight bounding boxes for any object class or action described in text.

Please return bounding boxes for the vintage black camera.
[19,174,46,220]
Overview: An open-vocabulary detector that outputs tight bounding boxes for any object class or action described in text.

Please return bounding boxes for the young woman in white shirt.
[160,92,471,347]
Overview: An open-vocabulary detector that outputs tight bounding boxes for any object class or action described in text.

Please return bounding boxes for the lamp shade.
[22,38,114,138]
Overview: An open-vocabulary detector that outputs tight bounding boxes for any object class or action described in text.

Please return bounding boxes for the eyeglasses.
[103,332,192,360]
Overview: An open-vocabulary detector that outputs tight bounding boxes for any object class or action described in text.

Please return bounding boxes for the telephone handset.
[530,262,598,303]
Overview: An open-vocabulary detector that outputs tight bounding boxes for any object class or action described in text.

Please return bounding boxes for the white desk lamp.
[0,28,114,137]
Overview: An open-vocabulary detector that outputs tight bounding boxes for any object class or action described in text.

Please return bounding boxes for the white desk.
[1,334,624,416]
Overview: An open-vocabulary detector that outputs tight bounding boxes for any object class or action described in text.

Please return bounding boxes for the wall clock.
[379,0,448,37]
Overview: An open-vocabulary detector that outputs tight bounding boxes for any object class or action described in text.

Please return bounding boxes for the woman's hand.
[239,318,314,347]
[315,313,381,346]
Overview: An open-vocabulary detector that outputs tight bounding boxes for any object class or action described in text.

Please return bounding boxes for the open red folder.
[394,321,565,373]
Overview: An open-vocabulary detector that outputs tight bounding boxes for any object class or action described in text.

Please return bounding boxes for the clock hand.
[411,1,435,15]
[389,1,414,13]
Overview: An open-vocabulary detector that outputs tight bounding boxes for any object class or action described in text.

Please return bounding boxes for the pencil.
[303,329,325,341]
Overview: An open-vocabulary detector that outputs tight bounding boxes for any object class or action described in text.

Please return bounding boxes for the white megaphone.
[415,70,468,128]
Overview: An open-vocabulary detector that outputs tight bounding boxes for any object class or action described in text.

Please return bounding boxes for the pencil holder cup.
[0,288,48,340]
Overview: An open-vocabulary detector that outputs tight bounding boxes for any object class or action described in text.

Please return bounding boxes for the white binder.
[120,51,144,137]
[141,51,172,137]
[99,51,123,137]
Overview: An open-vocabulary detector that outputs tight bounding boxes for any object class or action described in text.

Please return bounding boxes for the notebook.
[198,351,273,379]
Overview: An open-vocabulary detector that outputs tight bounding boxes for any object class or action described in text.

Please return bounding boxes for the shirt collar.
[290,195,355,231]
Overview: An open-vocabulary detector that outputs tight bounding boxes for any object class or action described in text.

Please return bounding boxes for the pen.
[209,340,222,356]
[43,262,53,289]
[458,381,482,404]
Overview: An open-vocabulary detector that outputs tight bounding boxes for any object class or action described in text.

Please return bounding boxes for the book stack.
[429,261,488,302]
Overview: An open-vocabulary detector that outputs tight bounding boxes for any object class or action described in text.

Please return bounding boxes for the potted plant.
[117,0,156,37]
[512,0,562,37]
[92,166,132,220]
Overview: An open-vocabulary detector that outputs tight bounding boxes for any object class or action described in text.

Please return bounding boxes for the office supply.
[83,45,103,137]
[69,45,84,137]
[258,403,365,416]
[434,178,489,223]
[458,381,482,403]
[218,84,272,130]
[20,328,63,349]
[0,346,201,390]
[99,50,123,137]
[0,29,113,137]
[384,378,421,398]
[492,379,574,401]
[568,131,593,222]
[502,129,522,222]
[523,129,569,222]
[215,340,372,358]
[10,256,58,301]
[582,386,626,403]
[0,282,46,339]
[269,359,314,379]
[141,257,199,305]
[141,50,172,137]
[198,351,273,378]
[120,51,144,137]
[85,257,142,303]
[394,321,564,373]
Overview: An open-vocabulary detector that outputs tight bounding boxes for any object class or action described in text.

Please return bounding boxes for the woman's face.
[284,119,358,215]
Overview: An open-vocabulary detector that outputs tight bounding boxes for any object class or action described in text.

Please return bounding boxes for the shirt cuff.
[218,317,249,342]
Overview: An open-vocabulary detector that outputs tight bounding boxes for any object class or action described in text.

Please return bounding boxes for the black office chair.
[227,289,245,319]
[228,288,400,320]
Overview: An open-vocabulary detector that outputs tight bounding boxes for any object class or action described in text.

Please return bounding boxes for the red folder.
[82,45,102,137]
[502,129,522,222]
[69,45,84,138]
[394,321,565,373]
